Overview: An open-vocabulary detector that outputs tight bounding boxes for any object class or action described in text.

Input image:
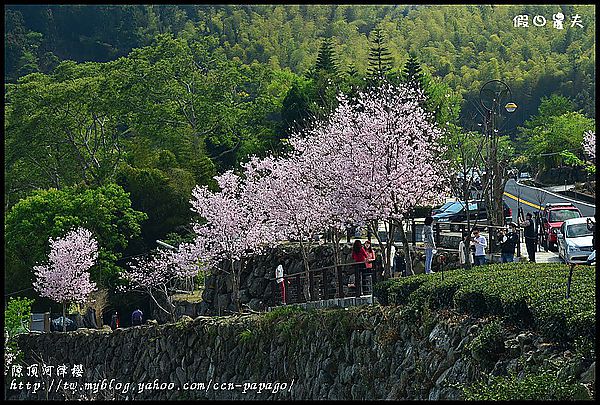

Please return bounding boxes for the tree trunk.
[232,258,242,313]
[298,239,312,301]
[62,302,66,333]
[370,220,394,278]
[463,192,473,270]
[332,228,342,296]
[385,222,396,278]
[397,219,413,276]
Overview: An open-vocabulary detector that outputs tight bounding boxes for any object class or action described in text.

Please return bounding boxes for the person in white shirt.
[470,228,487,266]
[422,216,436,274]
[389,244,396,277]
[275,264,286,304]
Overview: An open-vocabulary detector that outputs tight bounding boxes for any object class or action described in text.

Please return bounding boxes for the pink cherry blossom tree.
[189,170,273,312]
[120,240,203,321]
[242,156,331,301]
[287,83,449,277]
[285,101,368,289]
[33,227,98,332]
[583,130,595,161]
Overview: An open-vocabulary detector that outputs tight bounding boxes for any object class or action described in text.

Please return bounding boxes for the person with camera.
[586,215,596,265]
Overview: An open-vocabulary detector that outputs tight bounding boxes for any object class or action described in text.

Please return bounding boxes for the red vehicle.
[540,203,582,251]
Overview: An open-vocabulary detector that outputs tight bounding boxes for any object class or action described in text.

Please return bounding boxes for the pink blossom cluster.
[284,83,449,228]
[33,227,98,304]
[120,240,204,291]
[190,169,274,263]
[583,130,595,160]
[192,83,447,267]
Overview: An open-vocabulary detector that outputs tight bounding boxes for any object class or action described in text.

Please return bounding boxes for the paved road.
[503,179,596,220]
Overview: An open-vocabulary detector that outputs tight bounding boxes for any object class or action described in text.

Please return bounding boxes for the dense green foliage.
[465,320,505,367]
[373,263,595,344]
[239,305,373,353]
[5,4,595,120]
[516,95,595,175]
[4,184,147,296]
[462,371,590,400]
[4,297,35,337]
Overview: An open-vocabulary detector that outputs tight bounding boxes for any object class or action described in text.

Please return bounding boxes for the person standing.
[471,228,487,266]
[131,308,143,326]
[586,216,595,248]
[364,240,376,272]
[84,307,98,329]
[364,240,377,288]
[389,243,397,278]
[275,264,286,305]
[350,239,368,289]
[458,233,473,267]
[110,310,119,330]
[520,212,536,263]
[351,240,368,267]
[500,223,519,263]
[422,216,436,274]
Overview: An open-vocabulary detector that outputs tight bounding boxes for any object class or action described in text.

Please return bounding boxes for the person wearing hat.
[519,212,536,263]
[499,223,519,263]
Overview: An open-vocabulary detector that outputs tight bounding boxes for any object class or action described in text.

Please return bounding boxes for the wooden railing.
[267,260,379,307]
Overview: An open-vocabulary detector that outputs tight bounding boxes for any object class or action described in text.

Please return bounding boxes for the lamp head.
[505,102,517,113]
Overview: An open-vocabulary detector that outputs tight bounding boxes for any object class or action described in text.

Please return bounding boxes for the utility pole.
[479,80,517,253]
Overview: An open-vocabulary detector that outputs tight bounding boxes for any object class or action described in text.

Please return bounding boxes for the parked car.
[518,172,532,180]
[557,217,595,264]
[431,200,457,216]
[50,316,76,332]
[432,200,512,231]
[540,203,582,252]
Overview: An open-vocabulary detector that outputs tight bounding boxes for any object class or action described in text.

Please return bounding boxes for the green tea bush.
[466,320,505,366]
[373,263,595,344]
[462,371,590,400]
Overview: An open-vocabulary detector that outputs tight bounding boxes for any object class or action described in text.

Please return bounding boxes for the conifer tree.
[366,28,393,81]
[314,37,339,76]
[346,62,359,78]
[402,54,425,90]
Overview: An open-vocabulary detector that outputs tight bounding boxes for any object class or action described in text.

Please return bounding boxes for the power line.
[4,287,34,297]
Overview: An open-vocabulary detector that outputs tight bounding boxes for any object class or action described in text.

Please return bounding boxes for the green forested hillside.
[6,4,595,120]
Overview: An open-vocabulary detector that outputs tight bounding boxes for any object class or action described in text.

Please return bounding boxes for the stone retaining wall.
[11,306,594,400]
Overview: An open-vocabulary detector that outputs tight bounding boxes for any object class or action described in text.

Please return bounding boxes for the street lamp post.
[479,80,517,254]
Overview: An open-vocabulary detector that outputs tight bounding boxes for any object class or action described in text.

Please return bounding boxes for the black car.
[431,200,457,216]
[432,200,512,230]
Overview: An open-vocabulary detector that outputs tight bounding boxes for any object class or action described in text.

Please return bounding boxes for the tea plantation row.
[373,263,595,345]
